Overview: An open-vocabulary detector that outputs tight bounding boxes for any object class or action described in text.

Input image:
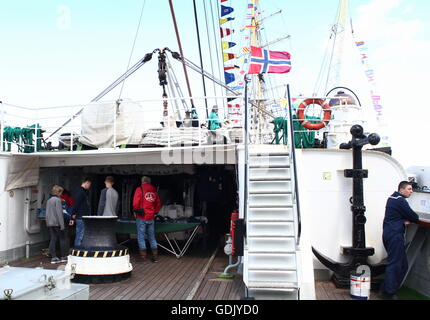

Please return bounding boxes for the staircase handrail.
[286,85,302,246]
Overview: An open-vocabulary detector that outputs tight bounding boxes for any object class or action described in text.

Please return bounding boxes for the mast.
[249,0,268,143]
[325,0,349,93]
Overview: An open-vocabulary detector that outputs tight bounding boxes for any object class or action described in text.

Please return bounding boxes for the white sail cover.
[79,100,147,148]
[5,155,39,191]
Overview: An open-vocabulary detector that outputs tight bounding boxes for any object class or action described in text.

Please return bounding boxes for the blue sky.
[1,0,429,167]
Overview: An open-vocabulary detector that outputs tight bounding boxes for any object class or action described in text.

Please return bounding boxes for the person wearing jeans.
[71,177,92,247]
[133,176,162,262]
[136,219,157,253]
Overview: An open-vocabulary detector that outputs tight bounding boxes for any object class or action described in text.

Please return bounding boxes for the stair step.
[249,164,290,169]
[248,270,298,284]
[249,180,292,194]
[249,155,290,168]
[248,250,295,254]
[248,219,294,223]
[247,237,296,252]
[249,168,291,180]
[248,234,296,238]
[248,222,295,237]
[247,281,299,290]
[249,191,292,195]
[247,253,297,271]
[248,207,294,221]
[247,267,297,272]
[248,194,293,207]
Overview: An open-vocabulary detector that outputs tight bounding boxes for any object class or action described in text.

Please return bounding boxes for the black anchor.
[312,125,386,288]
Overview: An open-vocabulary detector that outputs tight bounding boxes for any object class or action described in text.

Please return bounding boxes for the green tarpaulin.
[273,115,321,149]
[116,221,200,235]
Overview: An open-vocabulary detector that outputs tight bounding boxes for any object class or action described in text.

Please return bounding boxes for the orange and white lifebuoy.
[297,98,332,130]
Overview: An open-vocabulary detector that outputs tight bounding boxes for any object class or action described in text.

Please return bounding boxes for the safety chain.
[3,289,13,300]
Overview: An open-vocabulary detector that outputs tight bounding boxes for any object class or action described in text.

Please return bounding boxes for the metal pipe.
[243,76,250,222]
[221,256,242,276]
[287,84,302,246]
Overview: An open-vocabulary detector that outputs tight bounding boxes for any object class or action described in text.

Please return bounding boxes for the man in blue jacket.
[380,181,419,300]
[71,177,92,247]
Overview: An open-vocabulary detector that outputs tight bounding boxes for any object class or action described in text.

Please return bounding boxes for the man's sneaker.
[60,256,68,263]
[50,257,61,264]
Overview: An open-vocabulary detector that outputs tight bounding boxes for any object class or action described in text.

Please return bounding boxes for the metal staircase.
[244,145,301,300]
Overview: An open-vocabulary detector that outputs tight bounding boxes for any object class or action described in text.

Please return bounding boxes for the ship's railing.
[0,96,248,153]
[0,96,365,154]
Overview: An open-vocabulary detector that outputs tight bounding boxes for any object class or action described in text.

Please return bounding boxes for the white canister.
[350,273,371,300]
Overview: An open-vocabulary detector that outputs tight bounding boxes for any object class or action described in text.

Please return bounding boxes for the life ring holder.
[297,98,332,130]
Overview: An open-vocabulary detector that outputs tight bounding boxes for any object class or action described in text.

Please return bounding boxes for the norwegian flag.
[248,46,292,74]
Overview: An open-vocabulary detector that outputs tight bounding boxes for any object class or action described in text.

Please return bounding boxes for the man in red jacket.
[133,176,162,262]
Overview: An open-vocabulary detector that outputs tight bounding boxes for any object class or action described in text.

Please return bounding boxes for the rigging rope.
[210,0,227,113]
[192,0,209,117]
[168,0,194,110]
[118,0,147,100]
[202,0,218,102]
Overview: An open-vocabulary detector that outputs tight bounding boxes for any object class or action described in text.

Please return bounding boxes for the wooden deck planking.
[92,256,148,300]
[192,251,245,301]
[165,256,206,300]
[118,255,178,300]
[157,258,203,300]
[135,257,190,300]
[214,281,229,300]
[143,256,197,300]
[206,280,221,300]
[221,279,234,300]
[314,280,382,300]
[8,250,389,301]
[170,256,210,300]
[111,259,158,300]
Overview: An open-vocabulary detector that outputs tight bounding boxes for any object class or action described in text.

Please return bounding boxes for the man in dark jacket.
[71,177,92,247]
[380,181,420,299]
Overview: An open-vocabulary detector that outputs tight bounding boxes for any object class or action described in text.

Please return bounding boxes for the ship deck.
[8,246,245,300]
[7,244,385,300]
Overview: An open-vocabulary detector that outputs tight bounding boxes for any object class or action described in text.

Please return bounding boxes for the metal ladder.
[244,144,300,300]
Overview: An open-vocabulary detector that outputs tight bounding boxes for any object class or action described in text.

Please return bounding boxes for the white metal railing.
[0,96,247,153]
[0,95,366,154]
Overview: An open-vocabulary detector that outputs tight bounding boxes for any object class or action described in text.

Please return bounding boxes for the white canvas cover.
[5,155,39,191]
[78,100,148,148]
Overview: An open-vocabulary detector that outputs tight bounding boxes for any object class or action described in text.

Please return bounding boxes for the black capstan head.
[368,133,381,146]
[350,125,365,139]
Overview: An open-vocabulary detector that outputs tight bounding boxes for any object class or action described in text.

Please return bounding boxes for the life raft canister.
[297,98,332,130]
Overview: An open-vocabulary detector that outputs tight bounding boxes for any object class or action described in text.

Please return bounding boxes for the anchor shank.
[352,146,366,249]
